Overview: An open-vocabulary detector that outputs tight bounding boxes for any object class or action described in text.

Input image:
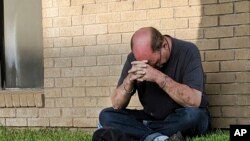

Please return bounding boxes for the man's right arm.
[111,74,134,109]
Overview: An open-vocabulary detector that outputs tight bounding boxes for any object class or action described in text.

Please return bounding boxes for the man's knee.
[178,107,208,124]
[99,107,115,126]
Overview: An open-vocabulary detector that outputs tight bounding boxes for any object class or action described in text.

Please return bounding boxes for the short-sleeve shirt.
[117,36,209,120]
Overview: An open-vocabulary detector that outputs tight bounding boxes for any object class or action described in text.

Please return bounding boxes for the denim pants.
[99,107,210,140]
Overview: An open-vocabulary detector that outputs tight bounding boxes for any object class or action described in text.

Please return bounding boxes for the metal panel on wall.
[4,0,43,88]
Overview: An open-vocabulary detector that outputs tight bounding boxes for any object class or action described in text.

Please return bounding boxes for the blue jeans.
[99,107,210,140]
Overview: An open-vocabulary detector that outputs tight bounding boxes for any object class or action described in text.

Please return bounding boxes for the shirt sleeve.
[117,53,134,86]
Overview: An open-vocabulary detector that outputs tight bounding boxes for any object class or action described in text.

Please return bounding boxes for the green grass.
[0,126,229,141]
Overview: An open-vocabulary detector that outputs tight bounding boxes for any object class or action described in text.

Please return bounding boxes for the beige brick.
[0,109,15,117]
[122,32,133,44]
[204,27,233,38]
[205,50,234,61]
[44,58,54,68]
[43,28,59,38]
[222,107,250,117]
[220,37,250,49]
[121,10,146,22]
[161,18,188,30]
[86,108,102,118]
[97,55,121,66]
[109,65,123,76]
[221,60,250,72]
[73,97,97,107]
[44,48,60,58]
[212,118,236,128]
[73,117,97,127]
[175,29,203,40]
[44,68,60,78]
[43,38,54,48]
[96,13,120,23]
[0,118,5,126]
[39,108,61,117]
[27,94,35,107]
[28,118,49,127]
[73,77,98,87]
[134,0,160,10]
[44,78,54,87]
[237,95,250,105]
[235,25,250,36]
[62,108,86,117]
[60,26,83,36]
[98,76,118,86]
[218,0,238,3]
[54,37,72,47]
[73,36,96,46]
[62,88,85,97]
[205,84,220,94]
[53,17,71,27]
[238,118,250,125]
[161,0,189,7]
[97,97,112,107]
[221,83,250,94]
[134,20,161,31]
[82,14,96,24]
[236,72,250,83]
[208,107,221,117]
[61,47,84,57]
[55,98,72,107]
[61,67,85,77]
[71,0,95,6]
[85,45,109,56]
[42,8,58,18]
[235,49,250,60]
[128,95,142,108]
[192,39,219,51]
[43,18,53,28]
[208,95,237,106]
[175,6,202,17]
[53,0,70,7]
[204,3,233,15]
[206,72,235,83]
[109,44,131,55]
[54,58,71,67]
[19,94,28,107]
[34,94,43,108]
[16,108,38,118]
[11,94,20,107]
[85,66,109,76]
[97,34,121,45]
[59,6,82,16]
[44,88,61,98]
[220,13,250,25]
[235,1,250,13]
[6,118,27,126]
[55,78,73,87]
[202,62,219,73]
[72,56,97,67]
[189,0,217,5]
[189,16,218,28]
[108,22,134,33]
[84,24,107,35]
[0,95,5,107]
[86,87,110,97]
[45,99,55,107]
[50,118,72,127]
[108,1,133,12]
[4,94,12,107]
[42,0,53,8]
[147,8,173,20]
[82,3,108,14]
[72,16,82,26]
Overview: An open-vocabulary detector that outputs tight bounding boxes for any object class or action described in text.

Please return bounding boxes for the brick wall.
[0,0,249,129]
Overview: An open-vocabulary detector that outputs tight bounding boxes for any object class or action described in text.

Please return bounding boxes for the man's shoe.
[168,131,185,141]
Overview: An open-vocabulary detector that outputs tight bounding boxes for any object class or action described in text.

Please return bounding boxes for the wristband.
[160,76,168,89]
[123,85,133,94]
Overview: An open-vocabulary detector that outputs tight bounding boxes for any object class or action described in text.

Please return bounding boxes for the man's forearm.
[156,72,202,107]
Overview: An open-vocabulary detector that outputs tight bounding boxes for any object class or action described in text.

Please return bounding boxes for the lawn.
[0,126,229,141]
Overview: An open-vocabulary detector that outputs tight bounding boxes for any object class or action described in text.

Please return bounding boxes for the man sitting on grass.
[93,27,211,141]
